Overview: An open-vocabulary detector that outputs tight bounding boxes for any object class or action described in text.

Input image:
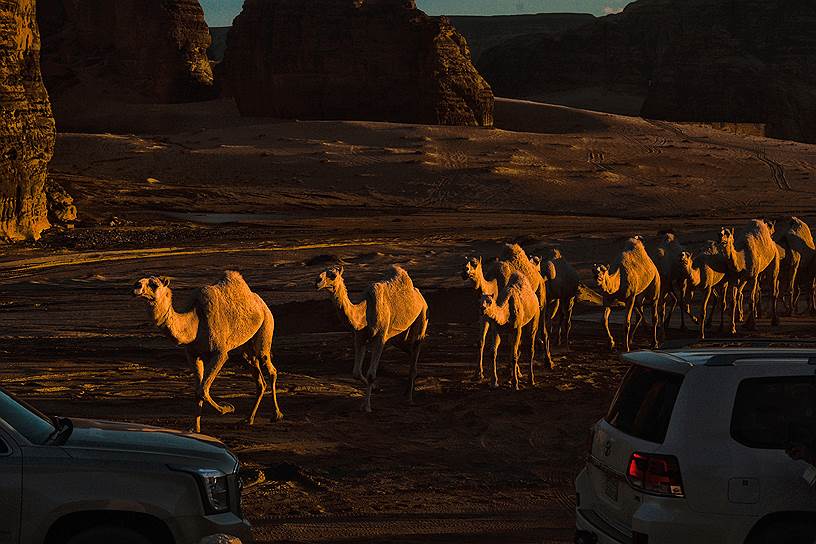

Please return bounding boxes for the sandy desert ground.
[2,98,816,542]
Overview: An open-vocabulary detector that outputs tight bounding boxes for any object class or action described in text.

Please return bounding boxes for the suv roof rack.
[705,352,816,367]
[664,337,816,350]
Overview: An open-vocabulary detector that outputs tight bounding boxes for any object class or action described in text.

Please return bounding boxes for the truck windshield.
[0,387,56,445]
[605,364,684,444]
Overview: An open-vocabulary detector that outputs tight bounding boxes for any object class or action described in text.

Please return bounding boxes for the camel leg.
[477,320,489,381]
[530,314,539,385]
[539,304,553,369]
[202,352,235,415]
[549,299,561,344]
[652,298,660,349]
[261,354,283,421]
[352,331,366,381]
[191,353,205,433]
[564,297,575,347]
[699,288,712,340]
[770,256,780,327]
[631,305,644,339]
[511,326,522,391]
[624,296,636,352]
[745,277,759,330]
[603,306,615,351]
[728,283,738,335]
[490,329,501,388]
[245,361,266,426]
[406,340,421,404]
[363,336,386,413]
[785,254,800,316]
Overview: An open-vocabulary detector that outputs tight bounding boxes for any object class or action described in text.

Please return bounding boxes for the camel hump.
[543,260,557,282]
[205,270,253,297]
[371,265,415,298]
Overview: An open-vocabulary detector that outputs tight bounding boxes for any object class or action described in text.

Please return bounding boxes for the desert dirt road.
[1,98,815,542]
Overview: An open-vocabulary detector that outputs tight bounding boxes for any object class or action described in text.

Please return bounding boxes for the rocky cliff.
[0,0,55,240]
[223,0,494,127]
[38,0,214,126]
[478,0,816,143]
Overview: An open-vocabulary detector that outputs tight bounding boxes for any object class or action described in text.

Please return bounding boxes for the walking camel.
[461,256,499,381]
[316,265,428,412]
[653,231,686,330]
[480,267,541,390]
[529,249,579,346]
[720,220,780,333]
[593,237,661,352]
[776,217,816,315]
[677,242,728,339]
[134,271,282,433]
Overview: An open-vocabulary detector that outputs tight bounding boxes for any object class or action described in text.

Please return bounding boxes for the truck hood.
[62,418,237,472]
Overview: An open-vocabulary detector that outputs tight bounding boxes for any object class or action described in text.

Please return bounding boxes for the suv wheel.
[66,526,153,544]
[748,520,816,544]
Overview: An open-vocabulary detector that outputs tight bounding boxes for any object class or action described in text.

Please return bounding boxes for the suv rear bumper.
[169,512,254,544]
[575,468,752,544]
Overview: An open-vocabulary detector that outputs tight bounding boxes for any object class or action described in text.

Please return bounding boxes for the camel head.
[678,251,693,271]
[762,218,776,235]
[461,257,483,283]
[528,255,542,271]
[545,248,562,260]
[719,227,735,250]
[133,276,171,304]
[593,264,612,293]
[316,265,345,293]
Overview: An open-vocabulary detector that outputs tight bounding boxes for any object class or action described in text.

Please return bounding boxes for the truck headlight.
[173,467,231,514]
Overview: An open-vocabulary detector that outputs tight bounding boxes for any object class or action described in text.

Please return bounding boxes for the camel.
[480,269,541,390]
[316,265,428,412]
[677,242,729,339]
[776,217,816,315]
[133,271,282,433]
[653,231,686,330]
[720,220,780,333]
[593,237,661,352]
[461,257,499,381]
[529,249,579,346]
[500,244,553,367]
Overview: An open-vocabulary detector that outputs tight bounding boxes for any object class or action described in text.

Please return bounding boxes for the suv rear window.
[731,376,816,449]
[605,364,684,444]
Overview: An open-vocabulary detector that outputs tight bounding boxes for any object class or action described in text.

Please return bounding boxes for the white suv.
[575,348,816,544]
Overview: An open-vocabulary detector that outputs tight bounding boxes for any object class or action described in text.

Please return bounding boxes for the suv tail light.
[627,452,685,497]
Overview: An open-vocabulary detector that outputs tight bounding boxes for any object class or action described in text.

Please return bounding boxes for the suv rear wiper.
[47,416,74,446]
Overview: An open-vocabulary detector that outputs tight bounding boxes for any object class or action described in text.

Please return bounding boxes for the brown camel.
[593,237,661,351]
[677,242,729,339]
[134,271,282,433]
[317,265,428,412]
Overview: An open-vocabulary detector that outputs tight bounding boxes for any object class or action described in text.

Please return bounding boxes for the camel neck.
[475,270,498,297]
[332,283,366,331]
[684,263,702,286]
[152,291,199,346]
[601,269,621,296]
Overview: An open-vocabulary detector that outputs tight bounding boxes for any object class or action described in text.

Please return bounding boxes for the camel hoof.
[220,403,235,415]
[491,380,500,389]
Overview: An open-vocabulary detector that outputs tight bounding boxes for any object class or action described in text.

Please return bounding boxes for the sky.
[200,0,631,27]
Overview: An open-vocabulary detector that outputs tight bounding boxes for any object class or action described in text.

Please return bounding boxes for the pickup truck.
[0,386,253,544]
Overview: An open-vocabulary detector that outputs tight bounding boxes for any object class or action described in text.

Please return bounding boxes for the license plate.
[604,475,619,501]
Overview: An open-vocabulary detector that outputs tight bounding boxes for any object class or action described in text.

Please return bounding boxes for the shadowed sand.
[2,97,816,542]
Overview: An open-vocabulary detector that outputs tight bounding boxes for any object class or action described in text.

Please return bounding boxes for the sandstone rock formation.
[224,0,494,127]
[0,0,55,240]
[478,0,816,144]
[38,0,214,125]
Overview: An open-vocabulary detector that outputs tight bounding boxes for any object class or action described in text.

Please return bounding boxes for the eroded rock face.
[0,0,55,240]
[479,0,816,143]
[224,0,494,127]
[38,0,214,110]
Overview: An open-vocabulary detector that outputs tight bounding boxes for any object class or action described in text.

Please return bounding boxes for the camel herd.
[133,216,815,432]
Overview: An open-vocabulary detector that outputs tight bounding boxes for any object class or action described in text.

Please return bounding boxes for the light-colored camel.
[720,220,780,333]
[677,242,728,339]
[530,249,579,346]
[134,271,282,433]
[500,244,553,367]
[593,237,661,351]
[462,257,499,381]
[316,265,428,412]
[480,269,541,390]
[776,217,816,315]
[653,231,686,330]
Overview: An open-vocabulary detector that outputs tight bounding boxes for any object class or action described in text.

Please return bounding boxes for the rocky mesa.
[37,0,214,128]
[478,0,816,144]
[0,0,55,240]
[223,0,494,127]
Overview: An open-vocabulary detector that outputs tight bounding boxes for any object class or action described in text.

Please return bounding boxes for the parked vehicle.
[575,347,816,544]
[0,386,253,544]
